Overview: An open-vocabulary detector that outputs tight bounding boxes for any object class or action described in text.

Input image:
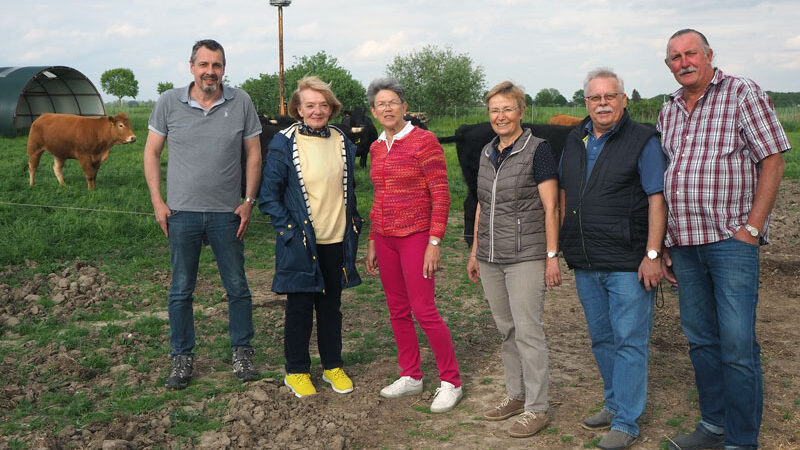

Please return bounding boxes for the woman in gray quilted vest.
[466,80,561,439]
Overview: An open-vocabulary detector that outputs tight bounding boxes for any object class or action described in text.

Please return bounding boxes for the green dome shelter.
[0,66,105,137]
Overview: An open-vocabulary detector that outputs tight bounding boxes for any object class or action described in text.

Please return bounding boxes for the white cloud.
[787,35,800,49]
[350,33,409,60]
[214,16,230,27]
[148,57,168,68]
[2,0,798,101]
[104,24,151,38]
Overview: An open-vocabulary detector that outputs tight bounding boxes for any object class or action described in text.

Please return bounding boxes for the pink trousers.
[374,231,461,386]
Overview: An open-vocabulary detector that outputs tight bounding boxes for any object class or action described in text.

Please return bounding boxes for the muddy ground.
[2,180,799,449]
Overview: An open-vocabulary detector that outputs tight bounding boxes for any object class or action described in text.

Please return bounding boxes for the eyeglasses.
[374,100,403,110]
[585,93,625,103]
[488,106,518,116]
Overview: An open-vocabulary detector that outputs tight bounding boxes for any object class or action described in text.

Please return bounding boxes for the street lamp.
[269,0,291,115]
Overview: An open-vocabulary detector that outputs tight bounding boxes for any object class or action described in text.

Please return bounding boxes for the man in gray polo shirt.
[144,39,262,389]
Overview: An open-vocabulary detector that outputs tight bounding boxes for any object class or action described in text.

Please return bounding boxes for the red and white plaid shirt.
[658,69,790,247]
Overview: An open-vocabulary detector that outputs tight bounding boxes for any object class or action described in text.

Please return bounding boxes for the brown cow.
[27,113,137,190]
[548,114,583,127]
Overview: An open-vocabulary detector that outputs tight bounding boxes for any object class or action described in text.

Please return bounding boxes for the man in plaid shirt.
[658,29,791,450]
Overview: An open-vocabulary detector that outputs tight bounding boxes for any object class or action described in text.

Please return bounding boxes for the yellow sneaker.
[322,367,354,394]
[284,373,316,397]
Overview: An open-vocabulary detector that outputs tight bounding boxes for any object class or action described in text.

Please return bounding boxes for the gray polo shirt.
[149,84,261,212]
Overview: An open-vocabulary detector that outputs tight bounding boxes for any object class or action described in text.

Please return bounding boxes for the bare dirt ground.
[2,180,799,449]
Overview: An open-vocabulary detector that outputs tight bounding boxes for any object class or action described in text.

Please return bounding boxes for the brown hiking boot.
[484,397,525,421]
[509,410,552,438]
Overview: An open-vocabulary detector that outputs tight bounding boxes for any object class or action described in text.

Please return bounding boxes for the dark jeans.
[284,242,344,373]
[167,211,254,356]
[670,238,762,447]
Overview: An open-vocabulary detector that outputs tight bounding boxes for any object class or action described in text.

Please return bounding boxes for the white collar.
[377,120,414,142]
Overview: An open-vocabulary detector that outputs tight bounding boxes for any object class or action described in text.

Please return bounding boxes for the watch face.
[430,239,440,246]
[749,228,759,237]
[647,250,658,260]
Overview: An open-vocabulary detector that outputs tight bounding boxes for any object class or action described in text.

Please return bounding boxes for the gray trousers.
[479,259,549,412]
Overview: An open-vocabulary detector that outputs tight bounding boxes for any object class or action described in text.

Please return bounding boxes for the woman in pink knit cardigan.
[364,77,462,413]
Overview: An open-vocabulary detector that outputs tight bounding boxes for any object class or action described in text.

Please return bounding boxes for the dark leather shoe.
[667,424,725,450]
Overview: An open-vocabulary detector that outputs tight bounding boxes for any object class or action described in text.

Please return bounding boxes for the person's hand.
[638,255,663,291]
[545,257,562,290]
[234,202,254,240]
[153,200,171,237]
[423,244,440,279]
[467,255,480,283]
[733,226,759,245]
[365,240,378,276]
[661,248,677,286]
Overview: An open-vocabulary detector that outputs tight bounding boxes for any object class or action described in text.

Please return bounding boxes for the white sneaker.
[380,376,423,398]
[430,381,463,413]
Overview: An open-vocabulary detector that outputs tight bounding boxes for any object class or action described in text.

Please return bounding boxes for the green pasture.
[1,104,798,269]
[0,105,797,445]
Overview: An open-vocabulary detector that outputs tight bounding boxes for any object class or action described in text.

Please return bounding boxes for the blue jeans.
[670,238,762,448]
[167,211,254,356]
[574,270,654,437]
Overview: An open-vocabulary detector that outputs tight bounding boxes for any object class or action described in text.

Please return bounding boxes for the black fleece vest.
[559,111,658,271]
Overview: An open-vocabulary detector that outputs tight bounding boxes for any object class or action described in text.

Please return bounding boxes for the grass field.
[0,105,797,445]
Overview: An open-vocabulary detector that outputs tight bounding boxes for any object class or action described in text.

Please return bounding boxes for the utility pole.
[269,0,291,115]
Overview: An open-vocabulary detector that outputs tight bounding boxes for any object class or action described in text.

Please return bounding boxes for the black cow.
[241,115,295,198]
[335,107,378,168]
[439,122,575,246]
[404,113,429,131]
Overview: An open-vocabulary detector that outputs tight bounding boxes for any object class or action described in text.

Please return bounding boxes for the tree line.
[99,49,799,118]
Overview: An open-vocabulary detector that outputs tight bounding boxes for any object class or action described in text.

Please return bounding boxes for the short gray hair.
[367,77,405,106]
[666,28,712,60]
[583,67,624,95]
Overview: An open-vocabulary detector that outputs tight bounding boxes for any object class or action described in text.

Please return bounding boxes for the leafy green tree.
[240,73,281,114]
[631,89,642,102]
[386,45,486,114]
[285,51,366,111]
[100,68,139,106]
[534,88,565,107]
[240,51,366,115]
[157,81,174,95]
[572,89,585,104]
[524,94,534,106]
[766,91,800,107]
[627,97,665,123]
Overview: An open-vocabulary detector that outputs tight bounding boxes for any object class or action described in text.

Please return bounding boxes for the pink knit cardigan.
[368,126,450,239]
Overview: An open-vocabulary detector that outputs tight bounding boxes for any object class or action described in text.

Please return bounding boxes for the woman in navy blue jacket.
[259,76,363,398]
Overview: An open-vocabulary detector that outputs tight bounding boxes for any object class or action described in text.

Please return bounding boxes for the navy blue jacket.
[258,124,363,294]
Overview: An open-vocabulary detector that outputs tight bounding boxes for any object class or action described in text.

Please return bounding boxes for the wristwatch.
[744,224,761,238]
[546,251,558,259]
[646,249,661,261]
[429,238,441,246]
[244,197,257,206]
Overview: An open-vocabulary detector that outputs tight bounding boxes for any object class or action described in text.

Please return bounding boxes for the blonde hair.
[484,81,526,112]
[287,76,343,122]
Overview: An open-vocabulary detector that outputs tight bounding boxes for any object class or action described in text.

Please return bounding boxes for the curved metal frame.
[0,66,105,137]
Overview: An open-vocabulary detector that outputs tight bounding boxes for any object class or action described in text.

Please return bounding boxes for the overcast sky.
[3,0,799,105]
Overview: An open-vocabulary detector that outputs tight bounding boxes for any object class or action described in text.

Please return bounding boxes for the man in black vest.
[559,68,667,450]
